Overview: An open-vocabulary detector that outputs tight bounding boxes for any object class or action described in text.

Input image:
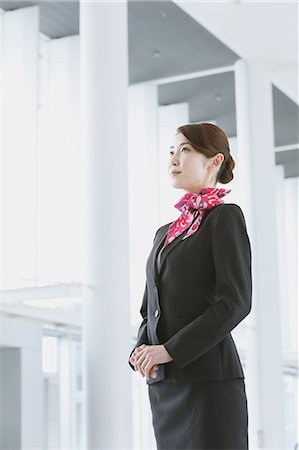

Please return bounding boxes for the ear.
[216,153,225,165]
[207,155,222,171]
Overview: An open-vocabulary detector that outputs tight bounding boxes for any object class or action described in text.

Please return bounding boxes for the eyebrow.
[169,142,191,149]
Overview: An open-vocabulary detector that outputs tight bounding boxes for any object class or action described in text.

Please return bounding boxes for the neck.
[184,185,217,195]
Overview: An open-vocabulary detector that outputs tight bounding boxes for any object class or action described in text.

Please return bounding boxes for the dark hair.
[176,122,235,184]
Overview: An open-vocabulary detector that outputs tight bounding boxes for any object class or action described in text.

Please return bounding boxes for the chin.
[170,180,182,189]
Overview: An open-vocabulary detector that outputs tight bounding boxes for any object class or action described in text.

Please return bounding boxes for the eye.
[169,147,189,155]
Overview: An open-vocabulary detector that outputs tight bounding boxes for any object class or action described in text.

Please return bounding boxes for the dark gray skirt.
[148,377,248,450]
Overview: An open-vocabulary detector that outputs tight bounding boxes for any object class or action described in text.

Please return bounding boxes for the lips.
[170,171,181,176]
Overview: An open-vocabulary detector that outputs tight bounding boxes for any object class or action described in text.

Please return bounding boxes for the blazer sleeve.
[128,227,161,371]
[163,204,252,370]
[128,282,149,371]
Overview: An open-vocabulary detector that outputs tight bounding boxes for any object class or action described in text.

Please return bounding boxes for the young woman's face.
[168,132,220,194]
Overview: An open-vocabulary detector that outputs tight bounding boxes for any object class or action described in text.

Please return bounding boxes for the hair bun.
[219,154,235,184]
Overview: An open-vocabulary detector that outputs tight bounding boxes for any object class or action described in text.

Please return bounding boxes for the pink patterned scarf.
[162,187,231,249]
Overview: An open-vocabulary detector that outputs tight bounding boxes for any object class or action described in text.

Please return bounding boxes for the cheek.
[185,160,203,177]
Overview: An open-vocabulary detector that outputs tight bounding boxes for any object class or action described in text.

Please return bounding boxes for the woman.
[128,122,252,450]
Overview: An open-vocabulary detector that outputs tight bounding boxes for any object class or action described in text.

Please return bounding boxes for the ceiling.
[177,0,298,103]
[127,0,239,83]
[0,1,79,37]
[158,71,237,137]
[0,0,298,176]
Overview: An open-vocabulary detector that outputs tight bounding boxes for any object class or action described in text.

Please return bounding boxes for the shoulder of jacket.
[153,222,171,241]
[219,203,243,213]
[215,203,246,227]
[220,203,244,215]
[206,202,242,219]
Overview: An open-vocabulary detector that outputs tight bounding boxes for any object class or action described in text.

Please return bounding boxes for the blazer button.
[154,309,159,317]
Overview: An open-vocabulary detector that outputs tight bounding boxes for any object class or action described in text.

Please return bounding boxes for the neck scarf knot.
[162,186,231,249]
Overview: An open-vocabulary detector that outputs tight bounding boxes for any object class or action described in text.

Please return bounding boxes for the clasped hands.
[129,344,173,381]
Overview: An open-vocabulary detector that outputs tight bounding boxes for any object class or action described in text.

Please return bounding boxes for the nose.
[169,150,180,167]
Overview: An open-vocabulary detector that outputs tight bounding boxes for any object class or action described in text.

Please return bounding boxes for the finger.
[136,344,146,351]
[129,355,137,369]
[137,363,145,378]
[137,350,155,378]
[139,361,147,377]
[135,351,146,366]
[130,358,138,371]
[135,353,147,377]
[134,345,146,355]
[146,363,155,380]
[147,362,158,379]
[132,347,144,361]
[143,356,153,380]
[135,348,153,377]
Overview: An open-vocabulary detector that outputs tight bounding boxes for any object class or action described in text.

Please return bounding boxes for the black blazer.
[128,203,252,386]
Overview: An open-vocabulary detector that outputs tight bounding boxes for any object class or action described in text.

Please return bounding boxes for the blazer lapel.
[152,208,213,285]
[152,226,187,286]
[158,234,185,277]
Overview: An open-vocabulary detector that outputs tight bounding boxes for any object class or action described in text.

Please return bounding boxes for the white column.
[275,165,290,351]
[234,60,260,449]
[158,102,189,224]
[37,35,81,286]
[234,59,285,449]
[128,82,160,328]
[80,1,132,449]
[59,336,71,448]
[283,177,298,353]
[1,5,39,290]
[0,349,21,449]
[21,348,44,447]
[128,80,160,450]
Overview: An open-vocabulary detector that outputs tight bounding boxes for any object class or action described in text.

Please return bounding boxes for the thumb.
[149,365,158,379]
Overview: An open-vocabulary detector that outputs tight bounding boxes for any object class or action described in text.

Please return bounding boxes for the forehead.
[170,132,191,148]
